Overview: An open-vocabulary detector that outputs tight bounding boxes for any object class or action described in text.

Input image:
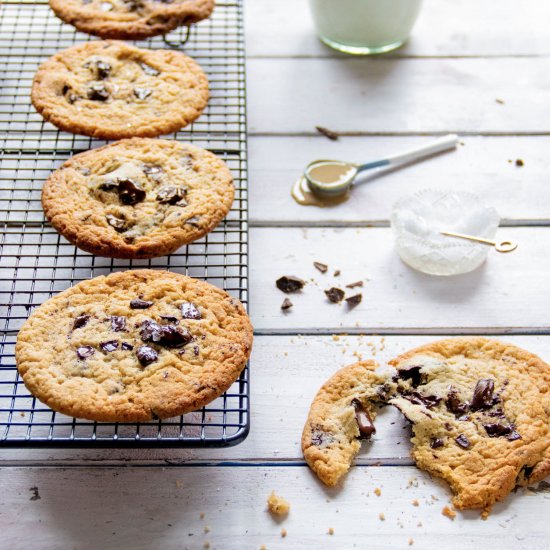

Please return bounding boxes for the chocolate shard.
[110,315,127,332]
[313,261,328,273]
[345,293,362,307]
[87,83,109,101]
[181,302,201,320]
[483,423,519,439]
[394,365,424,387]
[402,391,441,409]
[345,281,364,289]
[72,314,90,331]
[276,276,305,293]
[121,342,134,351]
[156,186,187,205]
[105,214,128,232]
[117,178,146,205]
[76,345,95,360]
[130,299,153,309]
[325,287,345,303]
[136,345,158,366]
[470,379,495,411]
[351,398,376,439]
[281,298,293,311]
[455,434,471,449]
[430,438,444,449]
[445,388,469,415]
[140,320,193,348]
[100,340,119,352]
[95,60,111,80]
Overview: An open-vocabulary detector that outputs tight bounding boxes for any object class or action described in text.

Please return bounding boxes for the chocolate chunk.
[430,438,444,449]
[160,315,179,324]
[402,391,441,409]
[139,62,160,76]
[507,431,522,441]
[394,365,424,387]
[445,389,469,415]
[110,316,127,332]
[346,281,363,289]
[100,340,119,352]
[95,60,111,80]
[130,299,153,309]
[134,88,153,100]
[333,270,341,277]
[276,276,305,293]
[484,423,513,437]
[444,422,453,431]
[181,302,201,320]
[315,126,340,141]
[156,186,187,205]
[313,261,328,273]
[455,434,471,449]
[136,345,158,366]
[87,83,109,101]
[351,398,376,439]
[185,216,201,227]
[117,178,146,205]
[281,298,293,311]
[325,287,345,303]
[106,214,128,232]
[62,85,79,104]
[345,293,362,307]
[121,342,134,351]
[72,314,90,330]
[76,345,95,360]
[515,159,524,167]
[140,320,193,348]
[470,379,495,411]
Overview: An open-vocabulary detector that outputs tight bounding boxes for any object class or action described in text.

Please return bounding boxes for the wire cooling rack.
[0,0,249,447]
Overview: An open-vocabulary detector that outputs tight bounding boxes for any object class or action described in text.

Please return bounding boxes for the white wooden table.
[2,1,550,548]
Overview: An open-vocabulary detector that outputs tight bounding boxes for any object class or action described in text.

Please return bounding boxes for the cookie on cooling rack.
[302,361,393,487]
[15,270,253,422]
[42,138,234,258]
[31,40,209,139]
[389,337,550,512]
[49,0,215,40]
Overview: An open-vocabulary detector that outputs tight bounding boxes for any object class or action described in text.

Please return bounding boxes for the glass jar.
[309,0,424,55]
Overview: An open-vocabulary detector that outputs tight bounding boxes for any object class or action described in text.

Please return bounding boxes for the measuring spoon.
[440,231,518,253]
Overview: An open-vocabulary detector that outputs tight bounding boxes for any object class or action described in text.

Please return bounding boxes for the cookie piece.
[15,270,253,422]
[42,138,234,259]
[389,337,550,511]
[31,40,209,139]
[302,361,393,487]
[49,0,215,40]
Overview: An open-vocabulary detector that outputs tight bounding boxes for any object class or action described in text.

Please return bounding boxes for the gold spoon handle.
[440,231,518,253]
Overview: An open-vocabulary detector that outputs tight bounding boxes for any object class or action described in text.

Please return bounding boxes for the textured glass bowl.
[391,189,500,276]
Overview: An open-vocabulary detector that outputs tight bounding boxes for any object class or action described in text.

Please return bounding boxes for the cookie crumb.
[327,527,334,535]
[442,506,456,520]
[199,512,205,520]
[412,499,419,507]
[495,98,505,104]
[417,522,423,527]
[409,538,414,546]
[203,543,210,549]
[204,525,210,534]
[267,491,290,517]
[260,546,267,550]
[175,479,182,489]
[281,528,287,538]
[379,512,385,521]
[374,488,382,497]
[515,158,524,167]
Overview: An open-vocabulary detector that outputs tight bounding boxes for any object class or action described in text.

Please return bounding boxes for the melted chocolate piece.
[134,88,152,100]
[106,214,128,232]
[156,186,187,205]
[96,60,111,80]
[470,379,495,411]
[484,423,520,441]
[394,365,424,387]
[430,438,444,449]
[455,434,471,449]
[281,298,293,311]
[87,83,109,101]
[100,340,119,352]
[276,276,305,293]
[72,314,90,330]
[136,345,158,366]
[117,178,146,205]
[76,345,95,360]
[445,389,469,415]
[121,342,134,351]
[110,316,127,332]
[313,261,328,273]
[402,391,442,409]
[325,287,345,303]
[181,302,201,320]
[130,299,153,309]
[140,320,193,348]
[351,398,376,439]
[139,62,160,76]
[345,293,362,307]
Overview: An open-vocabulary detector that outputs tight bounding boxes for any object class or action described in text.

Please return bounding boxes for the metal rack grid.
[0,0,249,447]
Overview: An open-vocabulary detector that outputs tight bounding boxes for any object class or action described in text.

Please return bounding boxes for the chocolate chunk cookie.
[15,270,253,422]
[49,0,215,40]
[389,337,550,511]
[31,40,209,139]
[302,361,392,487]
[42,138,234,258]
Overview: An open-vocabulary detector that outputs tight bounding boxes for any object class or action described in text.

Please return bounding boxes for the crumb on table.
[267,491,290,517]
[281,528,287,538]
[328,527,334,535]
[379,512,385,521]
[442,506,456,520]
[409,538,414,546]
[374,488,382,497]
[411,499,419,507]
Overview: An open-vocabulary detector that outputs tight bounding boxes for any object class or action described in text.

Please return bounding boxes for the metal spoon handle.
[356,134,458,173]
[440,231,518,253]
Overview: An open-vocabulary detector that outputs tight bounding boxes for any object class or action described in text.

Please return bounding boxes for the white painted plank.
[246,0,550,58]
[247,58,550,134]
[1,335,549,465]
[249,136,548,224]
[250,226,550,332]
[1,465,548,550]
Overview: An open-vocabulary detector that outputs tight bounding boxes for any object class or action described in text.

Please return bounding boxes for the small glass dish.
[391,189,500,276]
